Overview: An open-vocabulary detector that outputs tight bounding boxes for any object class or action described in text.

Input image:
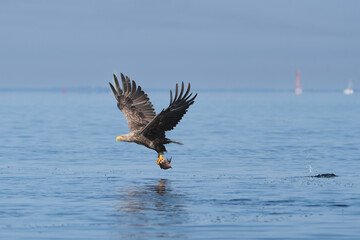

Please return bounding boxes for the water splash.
[308,165,313,174]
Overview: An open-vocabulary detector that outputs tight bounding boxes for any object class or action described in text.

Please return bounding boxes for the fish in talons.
[159,157,172,170]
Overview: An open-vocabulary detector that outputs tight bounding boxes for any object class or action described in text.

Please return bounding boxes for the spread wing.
[141,82,197,140]
[109,73,156,132]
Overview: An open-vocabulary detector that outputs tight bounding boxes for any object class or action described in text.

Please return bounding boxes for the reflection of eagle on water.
[117,179,188,232]
[109,73,197,169]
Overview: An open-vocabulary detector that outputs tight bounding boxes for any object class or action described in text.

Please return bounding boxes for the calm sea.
[0,89,359,239]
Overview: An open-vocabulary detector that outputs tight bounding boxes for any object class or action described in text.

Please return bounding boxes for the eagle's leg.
[156,154,166,165]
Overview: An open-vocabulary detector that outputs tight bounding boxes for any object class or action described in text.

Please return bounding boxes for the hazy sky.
[1,0,359,89]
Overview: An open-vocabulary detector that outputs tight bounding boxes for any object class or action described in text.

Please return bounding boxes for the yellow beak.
[116,136,123,141]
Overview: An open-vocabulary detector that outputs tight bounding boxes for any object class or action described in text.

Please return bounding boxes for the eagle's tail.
[171,140,183,145]
[164,138,183,145]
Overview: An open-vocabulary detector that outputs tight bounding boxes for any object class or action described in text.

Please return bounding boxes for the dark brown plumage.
[109,73,197,169]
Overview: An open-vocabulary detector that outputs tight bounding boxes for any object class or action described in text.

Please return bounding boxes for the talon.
[156,156,160,165]
[156,154,165,165]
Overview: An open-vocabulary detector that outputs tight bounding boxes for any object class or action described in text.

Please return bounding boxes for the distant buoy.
[62,88,66,94]
[294,69,302,95]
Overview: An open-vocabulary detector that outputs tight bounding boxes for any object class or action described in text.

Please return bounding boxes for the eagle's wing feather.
[109,73,156,132]
[141,82,197,140]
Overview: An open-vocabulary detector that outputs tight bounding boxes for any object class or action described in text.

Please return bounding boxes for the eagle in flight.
[109,73,197,170]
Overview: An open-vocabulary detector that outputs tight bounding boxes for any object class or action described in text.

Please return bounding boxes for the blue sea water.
[0,89,360,239]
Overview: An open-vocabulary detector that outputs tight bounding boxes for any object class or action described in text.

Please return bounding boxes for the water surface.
[0,90,359,239]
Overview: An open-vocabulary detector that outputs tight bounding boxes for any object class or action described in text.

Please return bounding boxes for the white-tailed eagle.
[109,73,197,169]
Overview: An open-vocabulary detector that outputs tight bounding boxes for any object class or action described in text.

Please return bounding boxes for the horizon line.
[0,87,357,93]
